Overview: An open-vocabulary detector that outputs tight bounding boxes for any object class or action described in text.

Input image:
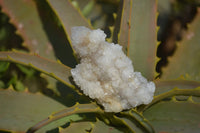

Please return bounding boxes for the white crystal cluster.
[71,26,155,112]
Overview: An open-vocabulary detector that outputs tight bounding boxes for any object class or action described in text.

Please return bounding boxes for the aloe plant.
[0,0,200,132]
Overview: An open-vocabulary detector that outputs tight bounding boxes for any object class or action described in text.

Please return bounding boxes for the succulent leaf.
[59,122,92,133]
[46,0,93,42]
[0,0,70,94]
[113,115,144,133]
[116,110,155,133]
[59,120,122,133]
[113,0,131,53]
[0,51,74,89]
[143,99,200,133]
[139,87,200,112]
[27,102,103,132]
[116,0,157,80]
[0,88,70,132]
[130,0,157,80]
[154,79,200,95]
[91,119,122,133]
[0,1,200,132]
[161,8,200,81]
[0,0,56,59]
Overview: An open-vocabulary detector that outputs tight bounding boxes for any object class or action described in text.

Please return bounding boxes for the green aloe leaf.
[154,80,200,95]
[0,0,65,94]
[129,0,157,80]
[59,120,121,133]
[0,51,74,89]
[143,99,200,133]
[46,0,93,42]
[116,0,157,80]
[59,122,92,133]
[0,88,81,132]
[161,8,200,81]
[113,0,131,53]
[138,87,200,112]
[0,0,56,59]
[113,115,144,133]
[91,119,122,133]
[27,102,103,132]
[115,110,155,133]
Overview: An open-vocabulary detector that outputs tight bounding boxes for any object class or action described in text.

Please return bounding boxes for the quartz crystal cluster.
[71,26,155,112]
